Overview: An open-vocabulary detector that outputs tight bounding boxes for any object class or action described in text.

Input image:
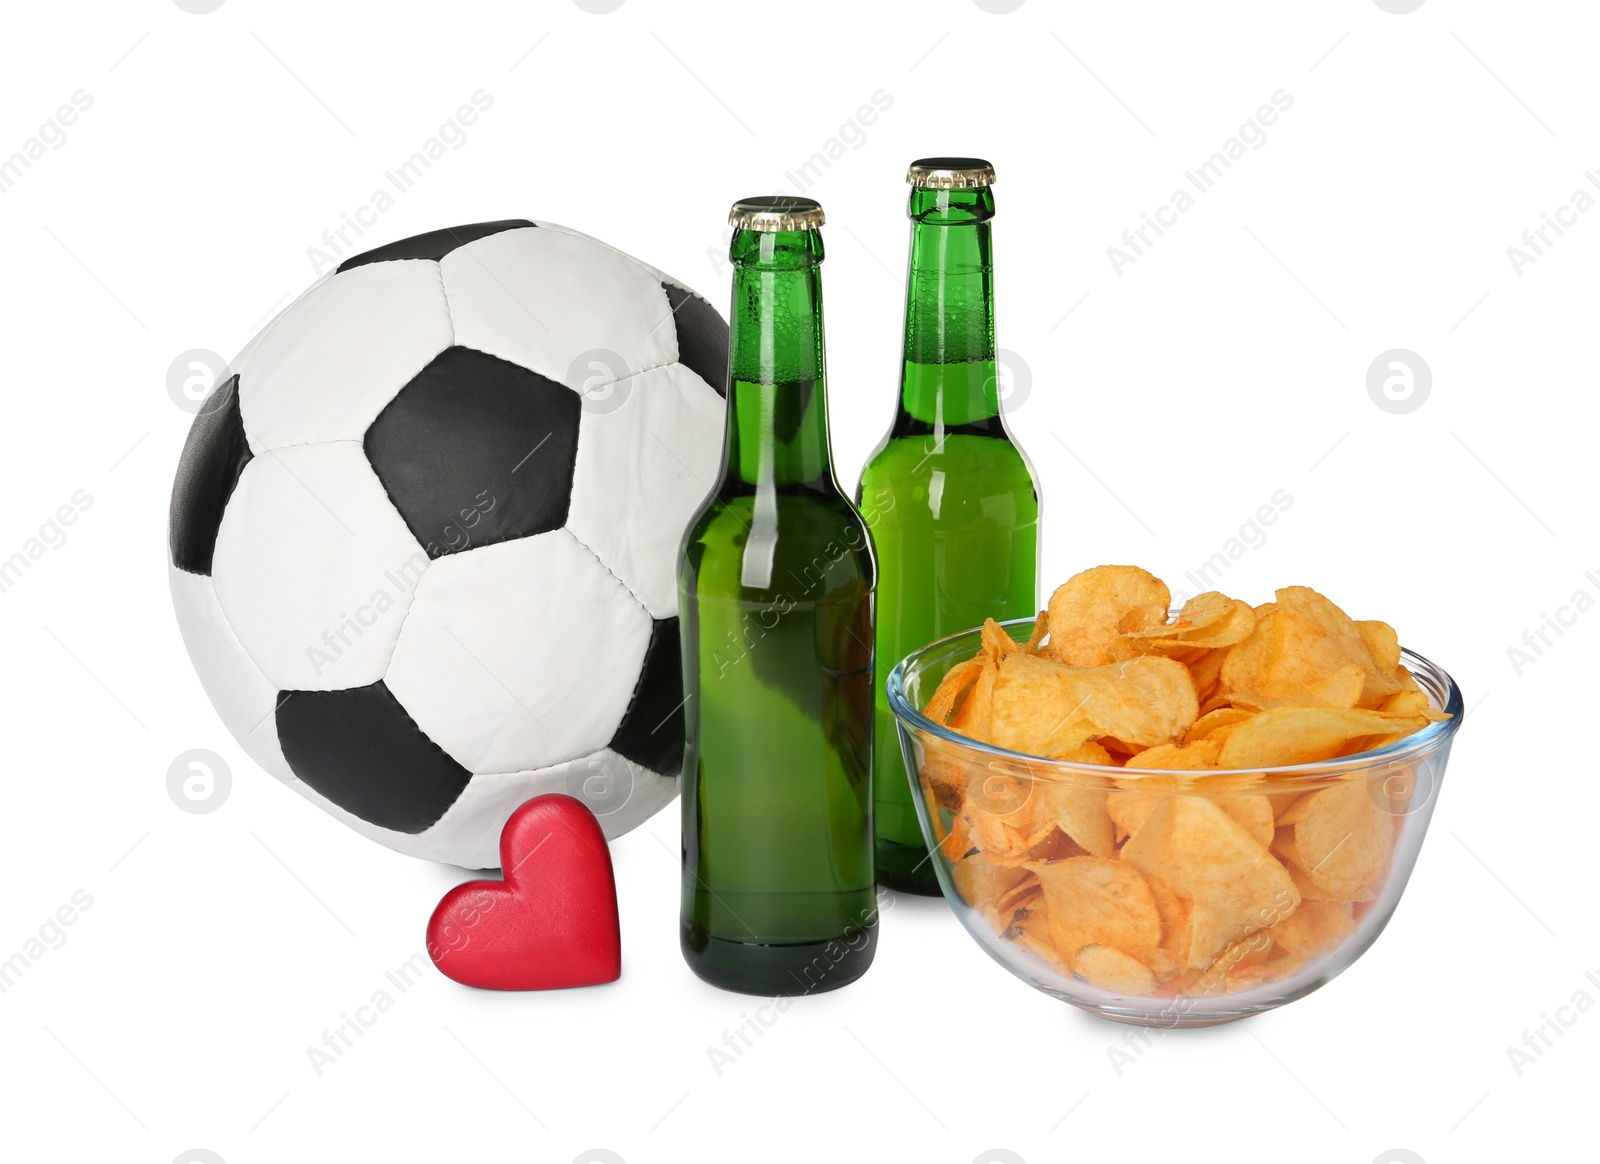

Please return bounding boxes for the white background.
[0,1,1592,1161]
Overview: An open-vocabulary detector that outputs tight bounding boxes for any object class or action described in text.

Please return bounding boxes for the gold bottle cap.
[906,157,997,189]
[728,195,825,232]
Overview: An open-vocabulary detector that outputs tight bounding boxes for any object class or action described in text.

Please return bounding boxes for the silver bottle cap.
[906,157,997,189]
[728,196,825,232]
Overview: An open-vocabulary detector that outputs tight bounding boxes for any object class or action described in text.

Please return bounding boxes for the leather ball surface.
[168,219,727,868]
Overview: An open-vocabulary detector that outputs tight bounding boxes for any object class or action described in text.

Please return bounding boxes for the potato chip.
[1376,690,1449,736]
[1026,856,1164,963]
[1121,591,1257,651]
[1268,587,1406,708]
[1218,707,1427,769]
[1271,792,1305,823]
[1186,647,1227,702]
[1107,792,1154,844]
[948,619,1031,741]
[1144,880,1193,972]
[947,656,997,740]
[1121,796,1299,970]
[986,655,1099,757]
[1260,953,1309,983]
[1280,778,1394,901]
[1378,690,1428,717]
[1073,944,1159,994]
[1046,565,1171,667]
[994,871,1042,917]
[950,850,1031,914]
[1023,827,1092,862]
[1033,752,1116,857]
[1025,610,1050,652]
[1066,656,1200,746]
[1357,619,1401,674]
[1110,790,1272,849]
[1272,829,1376,903]
[1218,609,1277,701]
[1270,899,1356,958]
[918,735,972,807]
[1185,706,1255,742]
[1216,928,1274,971]
[1229,663,1365,711]
[1005,903,1071,976]
[960,789,1040,863]
[1143,946,1179,982]
[1220,794,1275,849]
[1190,929,1275,996]
[1125,737,1224,770]
[961,815,1037,865]
[980,616,1021,663]
[1060,740,1115,766]
[988,653,1199,757]
[935,801,971,859]
[961,791,1056,865]
[922,659,983,725]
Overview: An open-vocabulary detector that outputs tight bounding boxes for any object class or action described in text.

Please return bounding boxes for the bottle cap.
[728,196,825,232]
[906,157,997,189]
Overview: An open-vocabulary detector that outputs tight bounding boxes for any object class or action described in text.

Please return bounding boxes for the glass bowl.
[885,617,1463,1027]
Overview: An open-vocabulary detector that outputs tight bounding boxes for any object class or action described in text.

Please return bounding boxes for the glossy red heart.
[426,794,621,990]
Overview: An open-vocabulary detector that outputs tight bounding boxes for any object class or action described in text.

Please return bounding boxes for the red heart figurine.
[427,794,621,990]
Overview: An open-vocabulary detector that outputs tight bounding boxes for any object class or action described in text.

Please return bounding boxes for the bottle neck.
[720,227,834,492]
[897,185,1001,435]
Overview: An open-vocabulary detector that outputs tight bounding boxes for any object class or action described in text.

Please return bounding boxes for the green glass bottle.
[858,158,1041,896]
[678,196,877,995]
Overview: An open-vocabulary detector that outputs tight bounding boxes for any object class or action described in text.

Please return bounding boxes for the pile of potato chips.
[919,566,1451,1000]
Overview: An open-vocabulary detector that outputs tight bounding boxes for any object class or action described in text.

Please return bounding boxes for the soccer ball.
[168,219,727,868]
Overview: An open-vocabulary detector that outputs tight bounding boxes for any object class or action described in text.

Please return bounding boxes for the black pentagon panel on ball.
[365,346,582,558]
[336,219,537,273]
[169,374,253,576]
[662,283,729,397]
[607,617,685,777]
[276,680,473,834]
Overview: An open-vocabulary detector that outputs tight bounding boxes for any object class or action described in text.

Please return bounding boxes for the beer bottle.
[679,196,877,994]
[858,158,1041,895]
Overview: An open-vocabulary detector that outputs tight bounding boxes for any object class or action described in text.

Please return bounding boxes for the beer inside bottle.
[679,196,877,995]
[858,158,1041,895]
